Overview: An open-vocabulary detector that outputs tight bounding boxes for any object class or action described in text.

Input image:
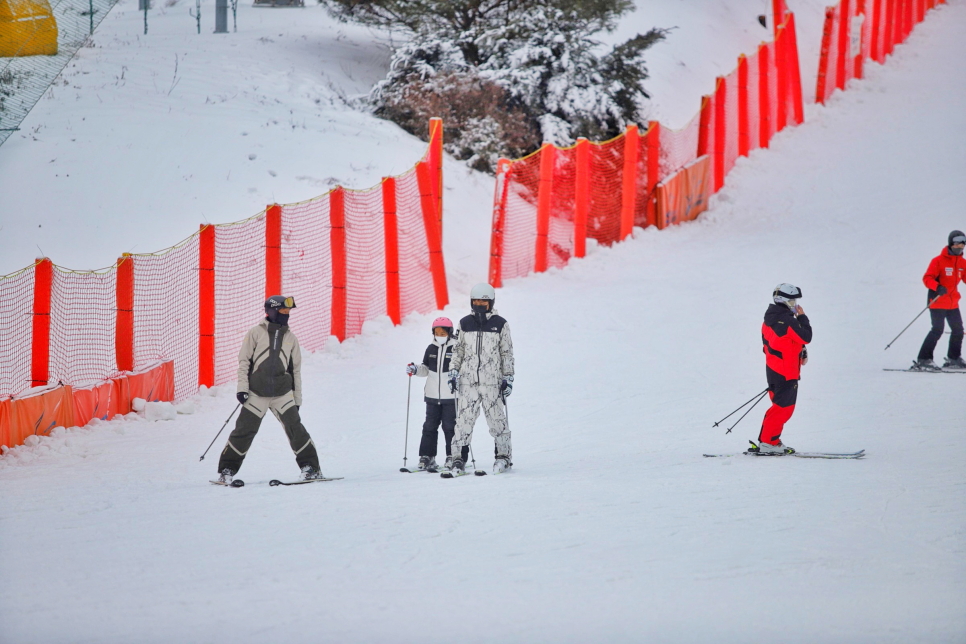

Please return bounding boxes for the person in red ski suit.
[915,230,966,370]
[758,284,812,455]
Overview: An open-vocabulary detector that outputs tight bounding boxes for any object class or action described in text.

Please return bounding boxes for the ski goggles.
[952,235,966,246]
[282,296,296,308]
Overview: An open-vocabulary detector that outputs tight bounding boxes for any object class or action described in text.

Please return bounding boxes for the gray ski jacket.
[237,320,303,406]
[451,309,514,387]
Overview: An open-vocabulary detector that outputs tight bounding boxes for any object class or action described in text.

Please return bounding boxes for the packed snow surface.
[2,2,966,643]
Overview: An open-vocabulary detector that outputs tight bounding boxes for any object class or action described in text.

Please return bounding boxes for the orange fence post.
[417,161,449,309]
[737,56,750,158]
[116,254,134,373]
[836,0,851,91]
[772,0,788,35]
[534,143,555,272]
[905,0,912,39]
[698,95,713,157]
[645,122,661,228]
[382,177,401,326]
[712,78,725,192]
[488,159,511,288]
[574,139,590,258]
[816,8,835,104]
[31,258,52,387]
[428,117,444,240]
[855,0,867,80]
[776,22,789,132]
[198,224,215,388]
[786,13,805,125]
[621,125,639,240]
[329,188,347,342]
[758,44,771,146]
[870,0,882,63]
[884,0,895,56]
[265,204,282,298]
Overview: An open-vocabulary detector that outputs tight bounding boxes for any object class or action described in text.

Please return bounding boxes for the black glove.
[500,376,514,398]
[236,392,249,405]
[935,285,948,297]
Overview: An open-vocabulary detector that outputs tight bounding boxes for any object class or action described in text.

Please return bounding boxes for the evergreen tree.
[323,0,665,171]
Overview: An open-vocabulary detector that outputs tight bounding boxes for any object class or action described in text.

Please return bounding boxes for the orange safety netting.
[816,0,943,104]
[0,120,447,449]
[0,266,33,396]
[490,15,804,287]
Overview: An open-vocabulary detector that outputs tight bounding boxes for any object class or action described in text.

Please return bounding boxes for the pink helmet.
[432,317,454,334]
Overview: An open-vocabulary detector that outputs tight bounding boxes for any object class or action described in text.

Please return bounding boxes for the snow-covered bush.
[324,0,665,172]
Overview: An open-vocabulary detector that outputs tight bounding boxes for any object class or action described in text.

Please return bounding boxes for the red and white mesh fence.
[0,120,448,403]
[816,0,944,104]
[489,15,804,287]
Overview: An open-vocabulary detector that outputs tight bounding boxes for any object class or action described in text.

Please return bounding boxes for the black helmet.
[949,230,965,256]
[265,295,296,311]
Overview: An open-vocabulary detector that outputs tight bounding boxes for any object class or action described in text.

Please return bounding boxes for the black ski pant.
[918,308,963,361]
[419,400,466,460]
[217,391,319,475]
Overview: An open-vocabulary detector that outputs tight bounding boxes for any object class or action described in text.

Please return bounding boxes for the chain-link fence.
[0,0,120,147]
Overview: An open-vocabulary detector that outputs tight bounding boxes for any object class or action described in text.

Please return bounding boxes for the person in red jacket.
[915,230,966,371]
[755,284,812,455]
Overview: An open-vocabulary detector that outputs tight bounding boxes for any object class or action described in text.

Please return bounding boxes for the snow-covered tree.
[324,0,665,171]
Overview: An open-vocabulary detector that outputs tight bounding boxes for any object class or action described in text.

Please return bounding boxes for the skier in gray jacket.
[216,295,322,483]
[447,283,515,474]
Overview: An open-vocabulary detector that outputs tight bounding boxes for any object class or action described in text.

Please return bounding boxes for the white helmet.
[470,282,496,314]
[470,283,496,301]
[773,283,802,308]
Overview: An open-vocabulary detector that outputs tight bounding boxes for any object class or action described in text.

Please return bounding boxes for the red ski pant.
[759,379,798,445]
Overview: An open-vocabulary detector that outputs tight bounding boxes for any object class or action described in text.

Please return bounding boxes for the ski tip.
[399,468,409,473]
[268,479,281,486]
[474,470,487,476]
[231,479,245,487]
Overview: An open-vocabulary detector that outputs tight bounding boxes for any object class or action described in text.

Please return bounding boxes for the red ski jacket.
[923,248,966,309]
[762,304,812,381]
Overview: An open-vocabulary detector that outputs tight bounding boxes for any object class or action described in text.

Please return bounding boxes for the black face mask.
[951,246,964,256]
[471,301,490,321]
[266,310,290,326]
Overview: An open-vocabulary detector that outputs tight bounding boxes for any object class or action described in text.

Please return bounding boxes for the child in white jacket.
[406,317,466,471]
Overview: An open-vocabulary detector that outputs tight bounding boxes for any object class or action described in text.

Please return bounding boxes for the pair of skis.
[400,466,490,477]
[210,477,343,487]
[704,449,865,460]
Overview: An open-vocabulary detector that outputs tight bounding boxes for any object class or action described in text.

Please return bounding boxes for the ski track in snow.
[2,2,966,643]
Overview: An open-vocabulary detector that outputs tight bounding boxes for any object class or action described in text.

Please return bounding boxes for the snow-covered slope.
[1,3,964,642]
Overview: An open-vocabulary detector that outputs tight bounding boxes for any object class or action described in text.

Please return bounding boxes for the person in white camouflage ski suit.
[447,283,515,473]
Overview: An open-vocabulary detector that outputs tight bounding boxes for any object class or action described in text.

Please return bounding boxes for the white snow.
[2,1,966,642]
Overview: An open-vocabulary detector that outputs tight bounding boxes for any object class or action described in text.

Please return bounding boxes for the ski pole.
[199,403,241,461]
[402,374,412,470]
[712,388,768,429]
[884,295,940,350]
[469,444,477,471]
[722,389,769,434]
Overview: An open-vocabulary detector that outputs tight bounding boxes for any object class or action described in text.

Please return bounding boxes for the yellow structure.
[0,0,58,57]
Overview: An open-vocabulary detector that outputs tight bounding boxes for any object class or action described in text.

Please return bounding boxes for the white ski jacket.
[451,309,514,387]
[415,338,457,402]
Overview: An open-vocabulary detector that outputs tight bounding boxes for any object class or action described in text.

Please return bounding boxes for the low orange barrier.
[1,360,174,449]
[9,385,75,446]
[655,156,712,229]
[127,360,175,403]
[72,381,115,427]
[0,398,11,448]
